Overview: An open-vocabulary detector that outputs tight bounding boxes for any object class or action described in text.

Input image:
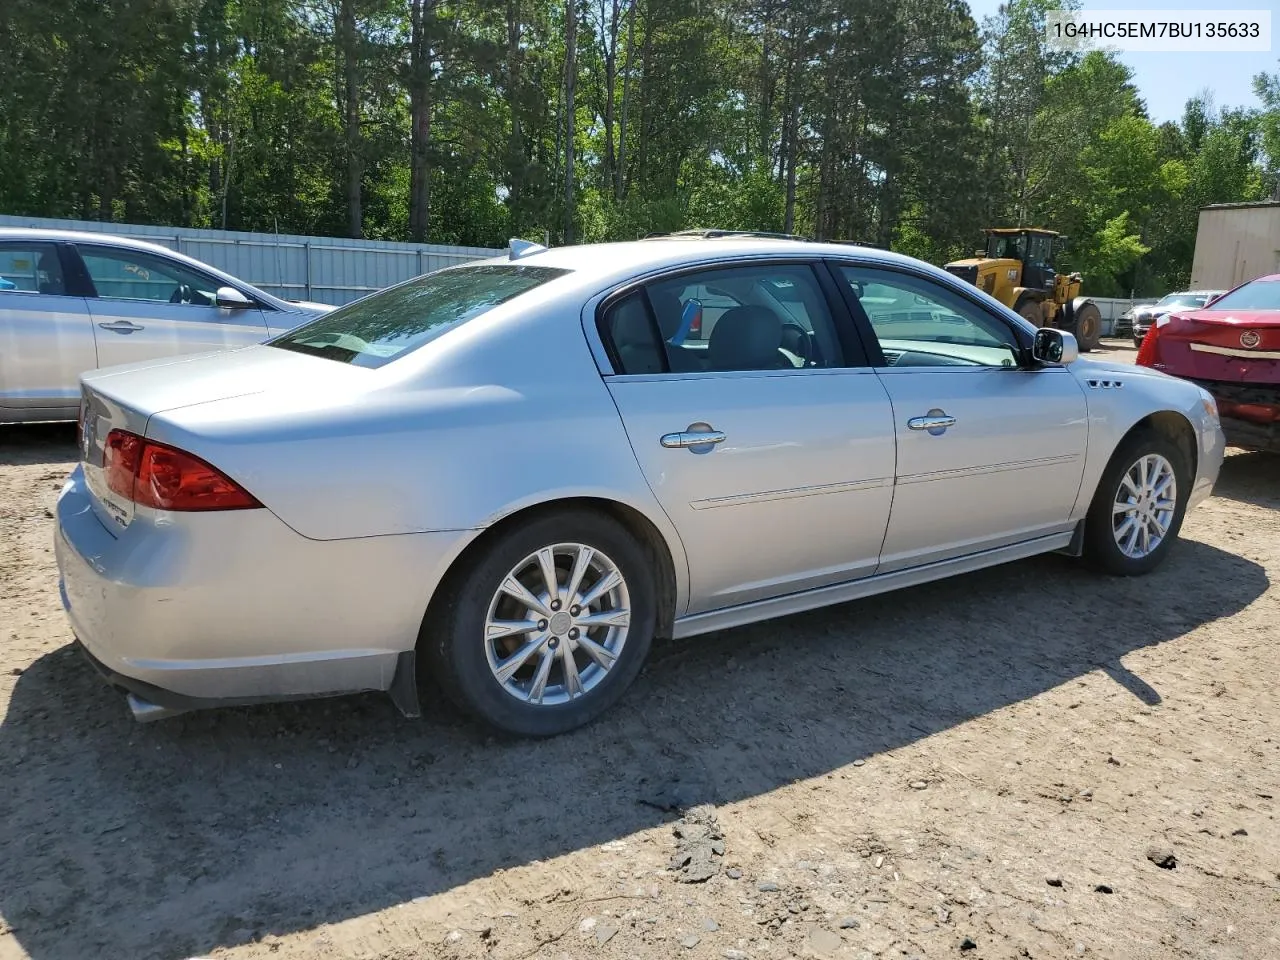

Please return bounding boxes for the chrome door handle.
[661,429,727,449]
[98,321,144,334]
[907,413,957,432]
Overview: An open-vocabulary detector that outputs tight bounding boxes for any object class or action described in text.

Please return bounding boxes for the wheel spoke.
[578,569,623,608]
[1150,512,1169,535]
[1153,498,1176,513]
[536,548,561,603]
[527,647,555,703]
[1139,456,1151,491]
[1124,522,1141,556]
[1113,501,1137,515]
[564,545,595,604]
[1153,473,1174,498]
[486,619,541,641]
[1120,474,1141,499]
[575,608,631,629]
[494,635,549,684]
[576,633,618,670]
[1114,516,1136,542]
[500,574,552,617]
[1139,523,1151,555]
[562,646,584,698]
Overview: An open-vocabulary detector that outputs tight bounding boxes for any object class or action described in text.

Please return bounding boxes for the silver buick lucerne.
[56,234,1225,736]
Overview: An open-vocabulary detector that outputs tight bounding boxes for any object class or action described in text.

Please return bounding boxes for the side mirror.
[216,286,253,309]
[1032,328,1078,365]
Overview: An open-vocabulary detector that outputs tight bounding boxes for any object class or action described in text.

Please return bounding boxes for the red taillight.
[102,429,261,511]
[1134,314,1162,367]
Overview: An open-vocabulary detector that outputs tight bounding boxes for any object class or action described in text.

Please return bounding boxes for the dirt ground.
[1,341,1278,960]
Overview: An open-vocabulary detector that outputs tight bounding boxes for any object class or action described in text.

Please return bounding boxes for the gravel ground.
[2,342,1278,960]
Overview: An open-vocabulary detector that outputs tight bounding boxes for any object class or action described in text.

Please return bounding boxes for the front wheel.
[424,510,657,736]
[1082,431,1190,576]
[1073,301,1102,352]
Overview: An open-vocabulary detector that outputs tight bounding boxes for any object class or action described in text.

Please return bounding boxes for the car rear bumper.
[54,464,471,715]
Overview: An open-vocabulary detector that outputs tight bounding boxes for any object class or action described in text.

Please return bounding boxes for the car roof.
[494,237,931,284]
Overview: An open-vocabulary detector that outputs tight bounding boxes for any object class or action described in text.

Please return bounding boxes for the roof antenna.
[509,238,547,260]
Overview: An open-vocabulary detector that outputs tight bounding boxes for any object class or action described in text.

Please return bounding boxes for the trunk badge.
[1240,330,1261,349]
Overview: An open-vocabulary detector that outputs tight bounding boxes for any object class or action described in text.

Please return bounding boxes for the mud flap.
[388,649,422,718]
[1055,520,1086,558]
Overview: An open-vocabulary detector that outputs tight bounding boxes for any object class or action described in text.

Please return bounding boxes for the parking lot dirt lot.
[2,342,1279,960]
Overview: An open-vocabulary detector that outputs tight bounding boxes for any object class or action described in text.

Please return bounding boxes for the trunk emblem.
[1240,330,1261,349]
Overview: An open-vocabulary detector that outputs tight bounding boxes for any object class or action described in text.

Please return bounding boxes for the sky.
[967,0,1280,123]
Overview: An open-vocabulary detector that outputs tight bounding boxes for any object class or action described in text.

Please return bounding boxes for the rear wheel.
[1083,431,1190,576]
[1073,301,1102,352]
[424,510,656,736]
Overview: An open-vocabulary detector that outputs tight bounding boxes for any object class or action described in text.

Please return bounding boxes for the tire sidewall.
[1085,431,1191,575]
[433,511,657,737]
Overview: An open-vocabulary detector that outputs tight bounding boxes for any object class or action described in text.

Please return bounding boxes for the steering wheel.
[780,321,817,365]
[169,284,192,304]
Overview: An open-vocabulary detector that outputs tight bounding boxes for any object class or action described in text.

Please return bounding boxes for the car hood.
[286,300,336,314]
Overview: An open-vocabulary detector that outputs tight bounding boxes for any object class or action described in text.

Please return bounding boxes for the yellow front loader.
[944,227,1102,352]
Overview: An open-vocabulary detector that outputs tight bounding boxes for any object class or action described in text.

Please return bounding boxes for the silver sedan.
[55,235,1225,736]
[0,228,330,423]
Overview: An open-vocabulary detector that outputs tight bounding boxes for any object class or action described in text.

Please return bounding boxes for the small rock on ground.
[839,916,860,929]
[1145,846,1177,869]
[757,880,780,892]
[681,935,700,949]
[595,919,619,945]
[1046,875,1063,887]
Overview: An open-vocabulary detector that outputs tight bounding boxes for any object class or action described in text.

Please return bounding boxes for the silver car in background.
[0,228,331,423]
[1128,290,1224,346]
[55,235,1225,737]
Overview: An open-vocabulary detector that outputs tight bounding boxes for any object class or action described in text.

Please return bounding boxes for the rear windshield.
[270,264,569,367]
[1203,280,1280,312]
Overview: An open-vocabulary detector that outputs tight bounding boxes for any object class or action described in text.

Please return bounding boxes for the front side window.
[0,243,66,295]
[271,263,569,368]
[838,265,1020,368]
[79,247,222,305]
[602,262,845,375]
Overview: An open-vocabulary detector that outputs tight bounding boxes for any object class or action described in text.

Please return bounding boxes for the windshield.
[270,264,569,367]
[1202,279,1280,312]
[1157,293,1207,308]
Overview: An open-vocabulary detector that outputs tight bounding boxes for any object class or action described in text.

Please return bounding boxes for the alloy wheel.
[1112,453,1177,559]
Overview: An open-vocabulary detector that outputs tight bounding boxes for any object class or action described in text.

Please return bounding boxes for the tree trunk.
[616,0,635,200]
[505,0,523,223]
[338,0,363,239]
[408,0,433,243]
[563,0,577,243]
[602,0,619,192]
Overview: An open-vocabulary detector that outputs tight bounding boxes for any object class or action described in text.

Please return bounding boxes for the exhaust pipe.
[127,692,186,723]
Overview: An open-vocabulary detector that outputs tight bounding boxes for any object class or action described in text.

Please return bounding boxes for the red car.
[1136,274,1280,452]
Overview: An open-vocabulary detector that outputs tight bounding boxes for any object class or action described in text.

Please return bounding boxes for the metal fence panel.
[0,215,502,305]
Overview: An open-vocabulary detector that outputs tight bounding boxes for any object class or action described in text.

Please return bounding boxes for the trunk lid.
[78,345,371,531]
[1148,309,1280,384]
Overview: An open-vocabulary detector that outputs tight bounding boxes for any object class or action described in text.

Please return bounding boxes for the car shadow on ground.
[0,422,77,467]
[0,533,1267,960]
[1212,451,1280,509]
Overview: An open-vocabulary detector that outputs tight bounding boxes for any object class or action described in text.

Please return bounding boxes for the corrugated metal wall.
[0,215,502,305]
[1191,204,1280,291]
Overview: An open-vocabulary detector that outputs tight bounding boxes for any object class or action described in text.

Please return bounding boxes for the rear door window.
[0,243,67,295]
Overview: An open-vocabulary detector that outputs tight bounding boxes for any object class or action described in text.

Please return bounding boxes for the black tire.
[1073,301,1102,352]
[1082,430,1191,576]
[1132,335,1143,349]
[423,509,657,737]
[1016,297,1043,327]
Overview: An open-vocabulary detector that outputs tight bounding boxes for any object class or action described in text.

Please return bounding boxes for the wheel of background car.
[1073,302,1102,352]
[1082,429,1190,576]
[423,509,657,736]
[780,320,815,365]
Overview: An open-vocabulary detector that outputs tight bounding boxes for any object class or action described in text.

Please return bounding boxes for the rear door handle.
[98,321,144,334]
[661,429,726,449]
[907,411,956,433]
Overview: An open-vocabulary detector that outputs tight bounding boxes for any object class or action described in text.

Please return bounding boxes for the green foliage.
[0,0,1270,295]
